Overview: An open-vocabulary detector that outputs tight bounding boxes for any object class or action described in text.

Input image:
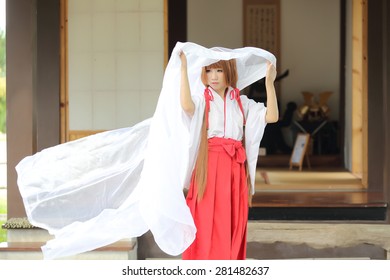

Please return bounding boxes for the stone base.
[7,228,53,242]
[247,221,390,259]
[0,246,137,260]
[1,217,138,260]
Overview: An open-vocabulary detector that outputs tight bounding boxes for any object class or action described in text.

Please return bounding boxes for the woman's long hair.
[194,59,248,202]
[195,114,252,204]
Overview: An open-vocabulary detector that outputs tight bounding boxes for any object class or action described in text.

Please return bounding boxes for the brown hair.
[194,59,240,201]
[200,59,238,89]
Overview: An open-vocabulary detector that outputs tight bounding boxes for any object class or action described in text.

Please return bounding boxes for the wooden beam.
[68,130,106,141]
[351,0,368,187]
[164,0,168,67]
[60,0,69,143]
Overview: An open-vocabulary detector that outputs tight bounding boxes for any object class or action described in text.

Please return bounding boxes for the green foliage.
[0,196,6,242]
[0,30,5,133]
[0,77,5,133]
[0,221,6,242]
[0,195,6,214]
[0,30,5,77]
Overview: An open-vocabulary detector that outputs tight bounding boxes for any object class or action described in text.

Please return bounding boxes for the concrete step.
[0,240,137,260]
[7,228,53,243]
[1,217,138,260]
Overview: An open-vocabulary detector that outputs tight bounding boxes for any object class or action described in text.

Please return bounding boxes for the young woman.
[16,42,278,260]
[179,53,278,259]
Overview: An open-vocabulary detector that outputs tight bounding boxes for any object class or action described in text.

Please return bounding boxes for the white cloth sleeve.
[241,95,267,194]
[16,119,152,259]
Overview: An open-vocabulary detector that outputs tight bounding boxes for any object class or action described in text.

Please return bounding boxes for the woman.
[179,53,278,259]
[16,42,277,260]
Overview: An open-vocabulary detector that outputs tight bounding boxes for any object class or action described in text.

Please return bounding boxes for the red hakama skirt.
[182,137,248,260]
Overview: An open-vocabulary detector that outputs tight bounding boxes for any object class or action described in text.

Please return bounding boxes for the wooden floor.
[255,169,364,191]
[257,154,342,168]
[250,168,387,220]
[252,190,386,208]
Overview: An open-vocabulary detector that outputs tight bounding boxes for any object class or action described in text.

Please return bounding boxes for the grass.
[0,219,5,242]
[0,195,6,242]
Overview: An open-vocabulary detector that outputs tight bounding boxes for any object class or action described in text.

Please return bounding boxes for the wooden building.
[2,0,390,259]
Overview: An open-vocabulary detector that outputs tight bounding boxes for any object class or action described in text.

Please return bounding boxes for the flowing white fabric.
[16,42,276,259]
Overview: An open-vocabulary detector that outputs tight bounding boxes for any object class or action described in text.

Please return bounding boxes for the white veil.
[16,42,276,259]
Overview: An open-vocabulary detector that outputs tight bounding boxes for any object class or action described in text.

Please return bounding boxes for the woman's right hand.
[179,51,187,69]
[179,51,194,115]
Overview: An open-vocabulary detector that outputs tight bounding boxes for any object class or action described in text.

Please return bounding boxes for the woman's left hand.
[266,62,277,84]
[264,62,279,123]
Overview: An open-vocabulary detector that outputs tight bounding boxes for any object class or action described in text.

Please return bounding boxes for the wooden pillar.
[168,0,187,58]
[386,0,390,211]
[351,0,368,185]
[366,0,389,200]
[6,0,60,218]
[36,0,61,151]
[6,0,38,218]
[381,0,390,220]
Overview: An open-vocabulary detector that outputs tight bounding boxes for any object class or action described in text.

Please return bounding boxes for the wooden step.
[0,241,135,252]
[249,191,387,220]
[258,154,342,168]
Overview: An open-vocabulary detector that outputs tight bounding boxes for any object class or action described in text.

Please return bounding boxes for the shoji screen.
[68,0,164,134]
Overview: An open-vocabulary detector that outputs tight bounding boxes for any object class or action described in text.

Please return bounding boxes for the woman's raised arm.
[265,62,279,123]
[179,52,195,116]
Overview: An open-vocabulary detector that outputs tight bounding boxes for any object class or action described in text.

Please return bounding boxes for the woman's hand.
[264,62,279,123]
[179,51,187,69]
[179,51,195,115]
[266,62,277,84]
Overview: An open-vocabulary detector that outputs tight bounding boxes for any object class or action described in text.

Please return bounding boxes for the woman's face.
[206,67,227,95]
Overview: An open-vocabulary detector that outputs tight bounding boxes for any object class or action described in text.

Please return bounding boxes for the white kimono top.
[195,86,266,141]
